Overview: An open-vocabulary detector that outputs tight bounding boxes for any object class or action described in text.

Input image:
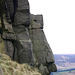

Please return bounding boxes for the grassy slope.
[0,53,41,75]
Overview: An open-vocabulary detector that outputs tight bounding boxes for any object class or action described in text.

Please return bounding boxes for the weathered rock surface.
[5,40,14,59]
[29,14,57,75]
[5,0,14,16]
[39,64,49,75]
[48,64,57,72]
[14,0,30,26]
[2,19,16,40]
[29,29,54,64]
[0,0,57,75]
[13,25,34,64]
[2,32,15,40]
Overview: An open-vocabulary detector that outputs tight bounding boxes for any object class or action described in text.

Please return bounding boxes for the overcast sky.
[29,0,75,54]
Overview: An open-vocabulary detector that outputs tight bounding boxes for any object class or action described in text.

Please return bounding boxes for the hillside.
[51,70,75,75]
[54,54,75,70]
[51,54,75,75]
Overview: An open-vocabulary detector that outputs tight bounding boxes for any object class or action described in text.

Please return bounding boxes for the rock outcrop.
[0,0,57,75]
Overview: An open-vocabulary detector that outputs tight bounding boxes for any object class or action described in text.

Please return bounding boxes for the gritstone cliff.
[0,0,57,75]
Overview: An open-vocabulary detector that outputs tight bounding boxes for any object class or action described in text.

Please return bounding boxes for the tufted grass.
[0,53,41,75]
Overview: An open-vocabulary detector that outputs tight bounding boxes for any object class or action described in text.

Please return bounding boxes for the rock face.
[14,0,30,26]
[0,0,57,75]
[13,25,34,64]
[29,14,57,75]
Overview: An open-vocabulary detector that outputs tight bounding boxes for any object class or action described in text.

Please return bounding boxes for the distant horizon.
[54,53,75,55]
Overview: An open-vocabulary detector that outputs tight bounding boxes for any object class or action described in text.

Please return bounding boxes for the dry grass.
[0,53,41,75]
[0,35,6,53]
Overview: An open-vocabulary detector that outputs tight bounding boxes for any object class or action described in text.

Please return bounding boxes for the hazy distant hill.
[51,70,75,75]
[54,54,75,70]
[51,54,75,75]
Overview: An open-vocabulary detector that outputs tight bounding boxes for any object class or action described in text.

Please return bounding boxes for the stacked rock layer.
[0,0,57,75]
